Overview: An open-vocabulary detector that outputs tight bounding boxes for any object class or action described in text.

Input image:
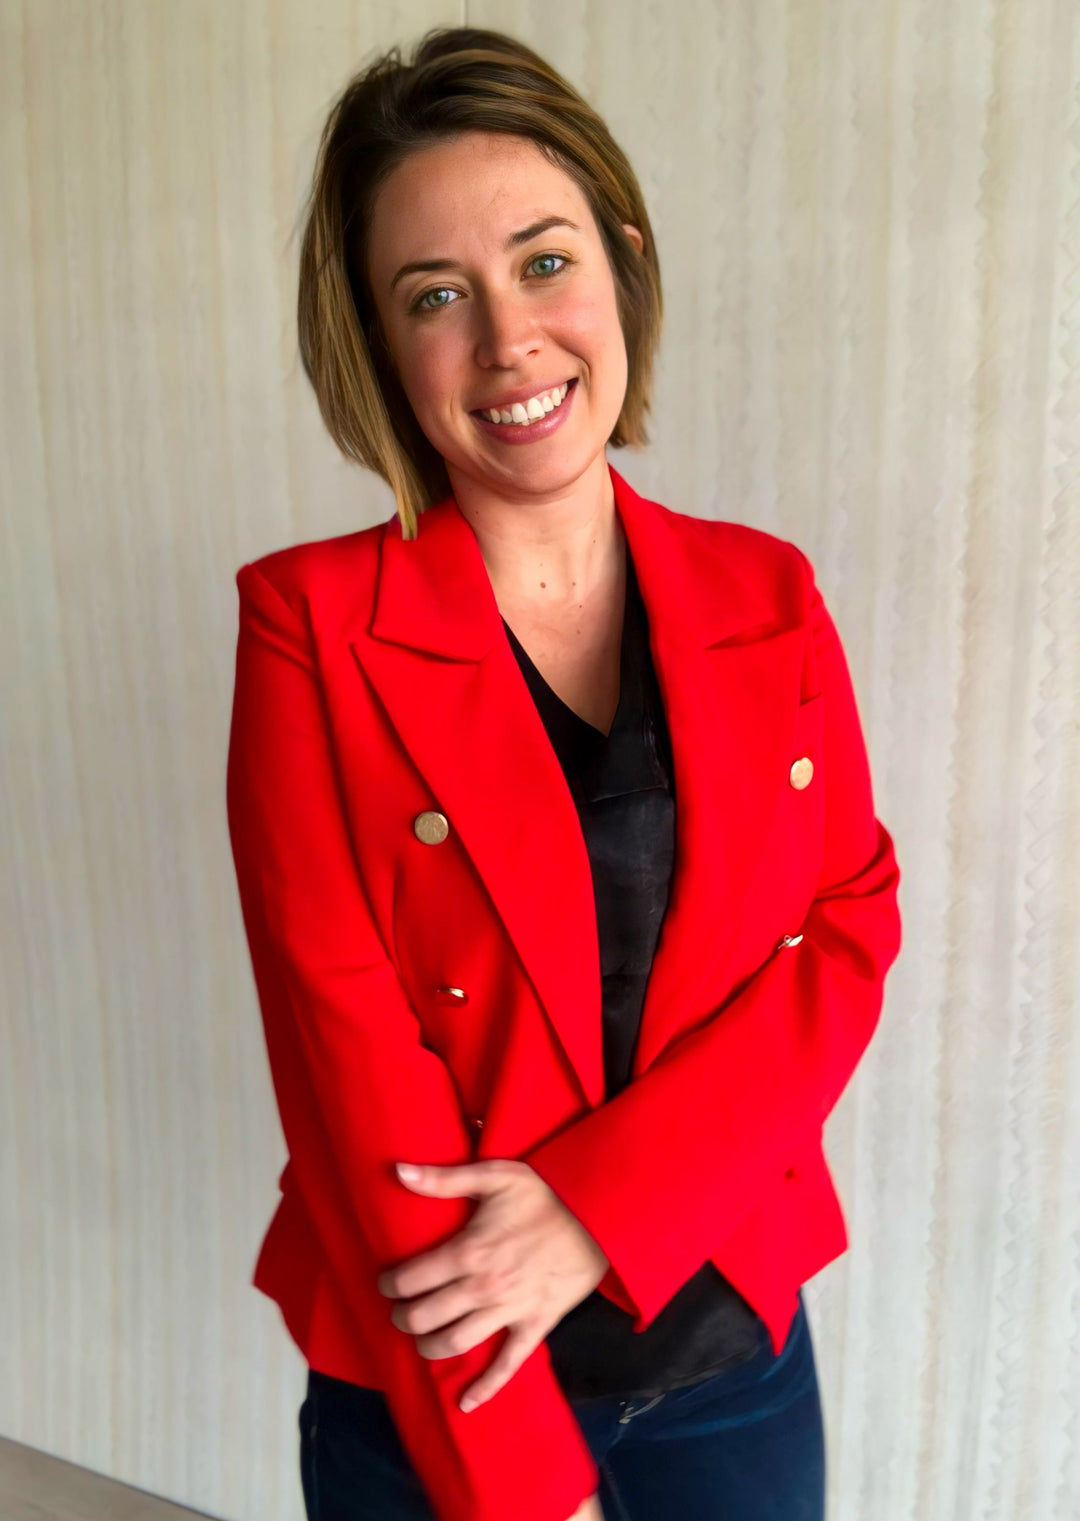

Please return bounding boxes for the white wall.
[3,1,1078,1517]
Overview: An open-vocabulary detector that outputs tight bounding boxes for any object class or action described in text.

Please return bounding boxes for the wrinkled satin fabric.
[502,551,765,1400]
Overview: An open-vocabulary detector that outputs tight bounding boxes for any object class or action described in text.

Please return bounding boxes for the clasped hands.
[376,1158,610,1412]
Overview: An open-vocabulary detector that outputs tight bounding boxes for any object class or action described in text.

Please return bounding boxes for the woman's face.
[365,130,643,501]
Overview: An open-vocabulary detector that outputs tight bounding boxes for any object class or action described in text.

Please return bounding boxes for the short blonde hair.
[295,25,663,539]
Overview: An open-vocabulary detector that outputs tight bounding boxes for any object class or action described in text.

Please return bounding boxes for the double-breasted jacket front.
[225,460,902,1521]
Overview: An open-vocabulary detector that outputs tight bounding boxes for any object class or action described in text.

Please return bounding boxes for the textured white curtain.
[2,2,1077,1518]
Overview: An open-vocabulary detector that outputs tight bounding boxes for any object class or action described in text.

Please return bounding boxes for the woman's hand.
[376,1159,609,1410]
[566,1493,605,1521]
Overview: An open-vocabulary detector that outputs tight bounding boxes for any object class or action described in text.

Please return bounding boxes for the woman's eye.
[410,253,571,315]
[413,287,457,313]
[528,252,567,278]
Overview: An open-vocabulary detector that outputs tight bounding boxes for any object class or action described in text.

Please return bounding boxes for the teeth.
[484,381,569,426]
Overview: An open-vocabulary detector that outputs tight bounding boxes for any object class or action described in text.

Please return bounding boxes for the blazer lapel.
[353,463,807,1108]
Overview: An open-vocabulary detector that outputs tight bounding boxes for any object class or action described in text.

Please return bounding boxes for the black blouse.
[502,551,767,1400]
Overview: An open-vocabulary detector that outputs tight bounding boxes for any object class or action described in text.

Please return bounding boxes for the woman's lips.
[470,377,578,444]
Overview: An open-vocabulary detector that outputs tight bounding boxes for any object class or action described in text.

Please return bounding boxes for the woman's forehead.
[371,137,588,241]
[368,143,594,288]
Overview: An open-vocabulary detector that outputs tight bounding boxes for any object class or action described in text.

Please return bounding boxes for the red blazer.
[226,460,902,1521]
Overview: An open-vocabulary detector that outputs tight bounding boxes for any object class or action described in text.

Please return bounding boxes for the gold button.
[413,810,449,844]
[466,1115,484,1133]
[789,757,814,790]
[776,933,804,951]
[434,986,469,1006]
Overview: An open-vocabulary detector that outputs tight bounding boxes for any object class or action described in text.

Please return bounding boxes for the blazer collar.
[368,462,777,659]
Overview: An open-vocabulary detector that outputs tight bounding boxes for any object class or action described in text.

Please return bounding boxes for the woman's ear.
[621,223,645,254]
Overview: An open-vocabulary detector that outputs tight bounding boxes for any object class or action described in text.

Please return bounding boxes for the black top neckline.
[500,554,642,740]
[501,552,672,803]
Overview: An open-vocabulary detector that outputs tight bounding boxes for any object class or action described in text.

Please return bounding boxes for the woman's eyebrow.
[389,217,583,293]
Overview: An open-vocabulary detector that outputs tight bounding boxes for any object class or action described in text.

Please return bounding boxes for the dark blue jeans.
[298,1291,825,1521]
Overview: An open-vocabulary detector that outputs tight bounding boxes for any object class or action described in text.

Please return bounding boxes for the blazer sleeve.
[522,545,903,1331]
[226,561,598,1521]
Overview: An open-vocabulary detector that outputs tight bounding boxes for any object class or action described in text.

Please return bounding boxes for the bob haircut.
[295,25,663,540]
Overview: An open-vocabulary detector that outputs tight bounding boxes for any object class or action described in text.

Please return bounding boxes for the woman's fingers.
[458,1321,540,1410]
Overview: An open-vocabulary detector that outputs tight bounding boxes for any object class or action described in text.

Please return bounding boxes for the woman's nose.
[471,291,542,369]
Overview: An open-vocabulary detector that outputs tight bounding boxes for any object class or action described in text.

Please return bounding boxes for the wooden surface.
[0,1435,219,1521]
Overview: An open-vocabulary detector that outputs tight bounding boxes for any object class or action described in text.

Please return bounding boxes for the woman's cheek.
[400,354,456,431]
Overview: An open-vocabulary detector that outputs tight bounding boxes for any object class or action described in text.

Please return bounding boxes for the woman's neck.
[447,455,624,617]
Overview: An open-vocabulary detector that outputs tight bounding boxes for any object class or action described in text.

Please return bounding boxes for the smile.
[470,377,578,444]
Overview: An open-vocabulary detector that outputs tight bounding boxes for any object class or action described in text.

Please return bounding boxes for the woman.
[225,25,902,1521]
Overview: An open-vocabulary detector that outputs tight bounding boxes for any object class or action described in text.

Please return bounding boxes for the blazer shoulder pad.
[236,515,391,618]
[682,512,814,621]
